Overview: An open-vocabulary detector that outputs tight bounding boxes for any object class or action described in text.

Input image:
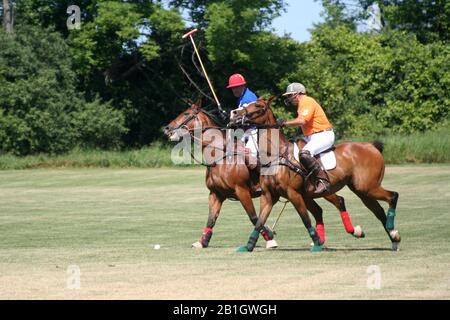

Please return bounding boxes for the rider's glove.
[276,119,286,128]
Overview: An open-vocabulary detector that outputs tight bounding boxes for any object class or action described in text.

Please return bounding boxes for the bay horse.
[229,98,401,252]
[163,100,364,248]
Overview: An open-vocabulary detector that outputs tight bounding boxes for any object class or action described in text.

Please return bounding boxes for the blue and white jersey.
[237,88,258,109]
[237,87,258,133]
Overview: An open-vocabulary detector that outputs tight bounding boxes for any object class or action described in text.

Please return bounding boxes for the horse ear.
[192,98,202,109]
[256,97,265,106]
[268,95,276,104]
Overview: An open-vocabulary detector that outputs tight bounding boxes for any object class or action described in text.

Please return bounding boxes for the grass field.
[0,165,449,299]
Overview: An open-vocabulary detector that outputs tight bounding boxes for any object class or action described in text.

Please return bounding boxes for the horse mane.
[258,97,277,125]
[200,107,229,128]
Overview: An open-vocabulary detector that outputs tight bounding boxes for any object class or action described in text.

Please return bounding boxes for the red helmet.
[227,73,246,89]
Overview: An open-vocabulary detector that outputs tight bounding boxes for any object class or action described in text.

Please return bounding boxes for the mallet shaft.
[184,30,222,110]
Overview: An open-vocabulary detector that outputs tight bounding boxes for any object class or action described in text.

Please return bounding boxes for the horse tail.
[372,140,384,153]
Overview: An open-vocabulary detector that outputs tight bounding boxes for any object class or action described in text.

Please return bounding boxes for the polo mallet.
[182,29,223,112]
[271,200,289,235]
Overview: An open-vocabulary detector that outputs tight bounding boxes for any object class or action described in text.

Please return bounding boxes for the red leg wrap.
[340,211,355,234]
[200,227,213,242]
[261,230,271,241]
[316,223,325,244]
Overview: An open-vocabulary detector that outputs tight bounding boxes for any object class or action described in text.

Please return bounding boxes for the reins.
[167,108,243,167]
[234,100,308,177]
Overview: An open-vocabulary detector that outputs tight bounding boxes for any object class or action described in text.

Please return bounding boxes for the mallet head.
[182,28,198,39]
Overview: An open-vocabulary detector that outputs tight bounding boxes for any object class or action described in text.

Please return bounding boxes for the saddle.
[291,138,337,171]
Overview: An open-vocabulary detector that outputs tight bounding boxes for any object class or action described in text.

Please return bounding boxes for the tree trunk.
[2,0,13,33]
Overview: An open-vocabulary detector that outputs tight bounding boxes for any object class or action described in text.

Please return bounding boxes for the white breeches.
[242,129,258,158]
[303,130,335,156]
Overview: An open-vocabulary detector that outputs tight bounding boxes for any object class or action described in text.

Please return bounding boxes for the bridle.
[165,107,231,167]
[170,111,198,132]
[166,108,222,135]
[233,101,281,129]
[231,99,308,178]
[236,101,268,126]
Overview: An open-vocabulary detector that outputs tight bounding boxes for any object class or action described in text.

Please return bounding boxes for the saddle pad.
[319,150,336,170]
[293,142,336,171]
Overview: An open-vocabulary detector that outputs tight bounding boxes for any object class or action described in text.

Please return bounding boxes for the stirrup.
[314,179,330,194]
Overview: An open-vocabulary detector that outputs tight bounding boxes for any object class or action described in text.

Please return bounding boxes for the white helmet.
[282,83,306,96]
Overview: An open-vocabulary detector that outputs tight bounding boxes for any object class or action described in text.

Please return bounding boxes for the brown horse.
[229,98,401,252]
[163,100,364,248]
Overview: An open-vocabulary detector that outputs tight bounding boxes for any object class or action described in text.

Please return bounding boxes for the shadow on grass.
[275,247,393,252]
[202,245,394,252]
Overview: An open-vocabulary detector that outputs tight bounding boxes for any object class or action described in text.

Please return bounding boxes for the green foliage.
[1,0,449,163]
[72,99,128,149]
[204,0,300,107]
[171,0,285,30]
[342,122,450,164]
[1,125,449,169]
[69,1,143,75]
[0,25,126,155]
[358,0,450,43]
[280,24,450,138]
[63,1,188,146]
[0,143,175,169]
[320,0,358,30]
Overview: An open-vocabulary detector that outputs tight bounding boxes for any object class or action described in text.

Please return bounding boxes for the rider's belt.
[311,128,333,135]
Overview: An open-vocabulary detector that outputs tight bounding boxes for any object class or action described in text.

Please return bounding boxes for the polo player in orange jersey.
[278,83,334,195]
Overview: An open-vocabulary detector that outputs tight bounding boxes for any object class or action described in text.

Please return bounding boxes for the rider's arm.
[285,102,314,127]
[285,117,306,127]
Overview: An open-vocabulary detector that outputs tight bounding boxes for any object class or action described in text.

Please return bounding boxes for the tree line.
[0,0,449,155]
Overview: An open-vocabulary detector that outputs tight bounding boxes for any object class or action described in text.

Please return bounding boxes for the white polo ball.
[154,244,161,250]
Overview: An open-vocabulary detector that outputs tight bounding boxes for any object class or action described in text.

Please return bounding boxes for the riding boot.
[314,168,331,194]
[245,148,262,195]
[300,150,331,195]
[249,166,262,196]
[245,148,258,170]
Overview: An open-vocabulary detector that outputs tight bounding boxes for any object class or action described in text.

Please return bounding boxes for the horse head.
[163,99,203,142]
[229,96,276,128]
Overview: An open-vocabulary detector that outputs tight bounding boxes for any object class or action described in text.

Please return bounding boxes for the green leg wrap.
[237,229,260,253]
[236,246,249,252]
[247,229,260,250]
[308,227,322,252]
[386,208,396,231]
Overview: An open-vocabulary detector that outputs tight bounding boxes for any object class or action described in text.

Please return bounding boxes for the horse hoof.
[236,246,249,253]
[353,225,365,238]
[266,239,278,249]
[389,230,401,242]
[310,244,322,252]
[192,241,203,249]
[392,242,400,251]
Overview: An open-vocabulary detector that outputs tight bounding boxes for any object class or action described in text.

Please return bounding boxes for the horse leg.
[235,186,278,249]
[288,188,322,252]
[352,187,401,250]
[192,191,224,249]
[237,190,277,252]
[366,187,401,248]
[304,198,326,245]
[323,194,365,238]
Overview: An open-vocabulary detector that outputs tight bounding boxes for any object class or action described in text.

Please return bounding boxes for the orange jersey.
[297,96,332,136]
